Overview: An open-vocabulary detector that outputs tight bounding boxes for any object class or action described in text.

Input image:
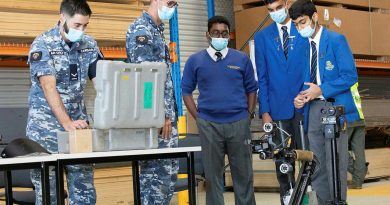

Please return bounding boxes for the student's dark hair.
[288,0,317,20]
[60,0,92,17]
[263,0,279,5]
[208,16,230,32]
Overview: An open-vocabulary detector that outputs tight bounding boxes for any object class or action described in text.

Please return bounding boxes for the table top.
[0,147,202,164]
[54,147,202,160]
[0,154,56,165]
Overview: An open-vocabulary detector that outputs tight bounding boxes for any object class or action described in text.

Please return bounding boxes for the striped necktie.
[310,41,318,84]
[215,51,222,62]
[281,26,289,58]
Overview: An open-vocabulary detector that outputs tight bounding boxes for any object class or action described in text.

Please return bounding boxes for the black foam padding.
[1,138,49,158]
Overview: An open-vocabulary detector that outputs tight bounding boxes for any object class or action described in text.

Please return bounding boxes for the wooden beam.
[358,69,390,77]
[0,43,126,58]
[0,43,29,56]
[0,59,28,67]
[0,44,127,68]
[101,47,127,59]
[356,59,390,70]
[1,44,389,72]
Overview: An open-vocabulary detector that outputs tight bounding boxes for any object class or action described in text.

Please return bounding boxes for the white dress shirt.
[277,19,292,48]
[309,26,324,99]
[207,46,229,62]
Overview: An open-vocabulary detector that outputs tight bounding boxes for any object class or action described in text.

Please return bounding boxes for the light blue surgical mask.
[269,7,288,24]
[158,5,176,20]
[64,21,84,42]
[211,38,229,51]
[299,20,316,38]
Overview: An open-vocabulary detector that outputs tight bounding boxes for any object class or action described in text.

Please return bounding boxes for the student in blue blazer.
[254,0,308,203]
[290,0,365,204]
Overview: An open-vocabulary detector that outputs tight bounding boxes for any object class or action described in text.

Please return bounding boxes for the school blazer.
[254,22,308,121]
[302,27,363,130]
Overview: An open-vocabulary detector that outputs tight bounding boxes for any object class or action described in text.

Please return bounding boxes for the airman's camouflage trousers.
[140,123,179,205]
[27,117,96,205]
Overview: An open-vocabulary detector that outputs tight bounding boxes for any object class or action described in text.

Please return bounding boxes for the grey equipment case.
[93,60,167,129]
[93,60,167,151]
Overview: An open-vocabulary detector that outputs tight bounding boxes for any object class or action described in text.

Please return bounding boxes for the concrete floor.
[171,179,390,205]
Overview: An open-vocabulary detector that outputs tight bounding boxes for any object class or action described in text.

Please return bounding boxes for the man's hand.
[158,118,172,140]
[294,94,306,109]
[301,82,322,102]
[62,120,89,131]
[262,112,273,125]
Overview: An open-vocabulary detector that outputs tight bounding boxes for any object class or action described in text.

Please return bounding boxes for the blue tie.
[310,41,317,84]
[282,26,289,58]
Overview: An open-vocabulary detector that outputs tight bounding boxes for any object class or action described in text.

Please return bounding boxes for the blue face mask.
[64,21,84,42]
[299,20,316,38]
[158,5,176,20]
[269,7,288,24]
[211,38,229,51]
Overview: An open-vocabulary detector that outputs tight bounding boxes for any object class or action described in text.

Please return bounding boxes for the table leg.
[56,161,65,205]
[132,161,141,205]
[41,162,50,205]
[187,152,196,205]
[4,171,13,205]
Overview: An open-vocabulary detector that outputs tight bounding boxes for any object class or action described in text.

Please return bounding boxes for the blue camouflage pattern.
[26,24,100,205]
[126,11,179,205]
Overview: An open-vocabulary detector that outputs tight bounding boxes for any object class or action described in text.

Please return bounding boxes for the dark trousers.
[197,117,256,205]
[273,112,305,204]
[308,101,348,205]
[347,120,367,186]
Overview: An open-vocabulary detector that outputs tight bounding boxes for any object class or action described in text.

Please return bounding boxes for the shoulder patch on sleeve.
[30,51,42,62]
[136,35,148,45]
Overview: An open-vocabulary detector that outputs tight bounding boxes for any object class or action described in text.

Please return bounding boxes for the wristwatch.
[248,110,256,119]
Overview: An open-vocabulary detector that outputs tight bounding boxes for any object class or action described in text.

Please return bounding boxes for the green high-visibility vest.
[351,83,364,119]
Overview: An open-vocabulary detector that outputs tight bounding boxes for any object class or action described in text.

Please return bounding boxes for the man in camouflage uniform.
[126,0,178,204]
[26,0,102,204]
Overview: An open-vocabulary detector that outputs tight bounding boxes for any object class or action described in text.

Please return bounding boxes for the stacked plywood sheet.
[0,166,134,205]
[364,148,390,179]
[94,166,134,205]
[362,99,390,128]
[0,0,147,47]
